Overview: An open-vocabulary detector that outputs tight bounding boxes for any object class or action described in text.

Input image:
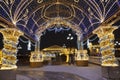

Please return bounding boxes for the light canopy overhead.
[0,0,120,40]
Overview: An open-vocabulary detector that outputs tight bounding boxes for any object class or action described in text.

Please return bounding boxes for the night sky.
[40,28,77,50]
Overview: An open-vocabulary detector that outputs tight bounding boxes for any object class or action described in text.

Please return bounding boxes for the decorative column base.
[76,60,88,66]
[30,62,43,68]
[75,50,89,66]
[30,52,43,68]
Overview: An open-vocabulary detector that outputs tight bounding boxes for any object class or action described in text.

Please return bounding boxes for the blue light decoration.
[47,26,70,33]
[89,36,98,42]
[18,36,35,51]
[0,0,120,41]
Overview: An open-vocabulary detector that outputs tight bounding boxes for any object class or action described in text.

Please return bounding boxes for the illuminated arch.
[36,17,82,40]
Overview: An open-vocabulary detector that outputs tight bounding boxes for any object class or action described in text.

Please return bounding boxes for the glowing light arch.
[36,17,82,41]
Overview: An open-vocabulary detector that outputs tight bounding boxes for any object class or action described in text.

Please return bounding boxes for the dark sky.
[16,28,78,53]
[40,28,77,49]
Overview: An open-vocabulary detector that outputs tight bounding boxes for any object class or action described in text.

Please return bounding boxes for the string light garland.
[0,0,119,40]
[19,38,28,43]
[89,36,98,42]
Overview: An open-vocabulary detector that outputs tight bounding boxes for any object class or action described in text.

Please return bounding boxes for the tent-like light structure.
[0,0,119,40]
[0,0,120,67]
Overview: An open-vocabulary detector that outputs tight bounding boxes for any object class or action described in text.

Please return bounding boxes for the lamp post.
[67,33,74,47]
[67,33,74,65]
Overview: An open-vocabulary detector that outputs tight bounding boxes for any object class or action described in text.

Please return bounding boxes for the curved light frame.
[0,0,119,41]
[42,3,75,20]
[36,17,82,41]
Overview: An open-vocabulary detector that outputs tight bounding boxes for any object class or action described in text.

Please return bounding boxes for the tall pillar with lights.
[76,35,81,61]
[0,28,23,69]
[75,34,89,66]
[76,34,84,50]
[0,49,2,68]
[30,34,43,67]
[77,36,81,50]
[93,25,118,66]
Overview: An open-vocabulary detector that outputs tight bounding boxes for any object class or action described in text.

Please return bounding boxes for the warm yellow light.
[12,20,16,25]
[96,48,99,53]
[0,28,23,70]
[102,63,118,67]
[100,18,104,23]
[74,0,79,3]
[30,52,43,62]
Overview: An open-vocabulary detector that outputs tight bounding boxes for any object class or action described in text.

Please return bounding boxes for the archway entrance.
[40,27,77,50]
[31,26,78,66]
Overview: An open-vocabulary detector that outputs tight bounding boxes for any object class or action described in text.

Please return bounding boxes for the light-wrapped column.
[30,35,43,67]
[0,28,23,69]
[0,50,2,67]
[75,34,89,61]
[30,34,43,62]
[93,26,118,66]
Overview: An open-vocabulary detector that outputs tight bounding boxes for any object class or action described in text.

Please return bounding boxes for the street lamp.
[67,33,74,41]
[67,33,74,48]
[67,33,74,65]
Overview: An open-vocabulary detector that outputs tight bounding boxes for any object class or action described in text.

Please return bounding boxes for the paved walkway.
[17,64,104,80]
[17,71,86,80]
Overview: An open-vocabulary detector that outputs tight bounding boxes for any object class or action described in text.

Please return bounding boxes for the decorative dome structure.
[0,0,119,41]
